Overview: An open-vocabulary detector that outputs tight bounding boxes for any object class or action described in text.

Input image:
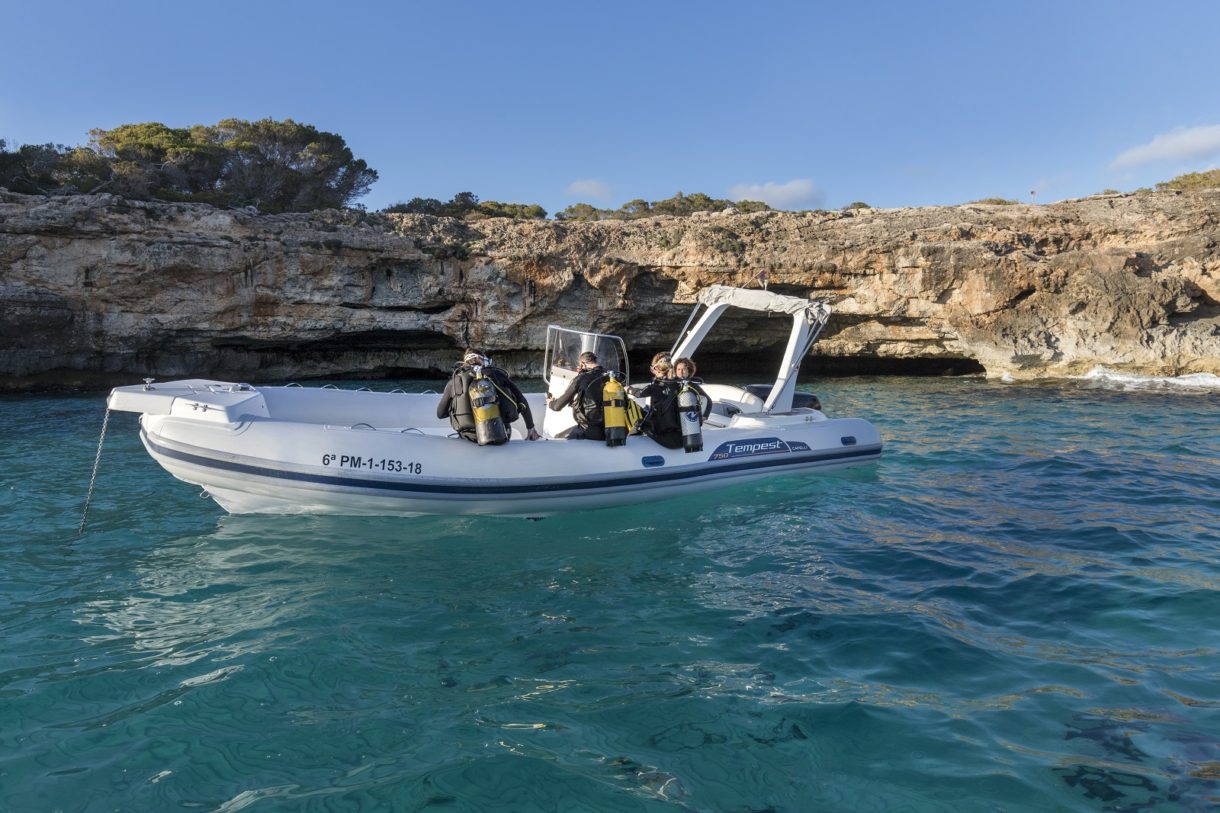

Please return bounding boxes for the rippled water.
[2,376,1218,812]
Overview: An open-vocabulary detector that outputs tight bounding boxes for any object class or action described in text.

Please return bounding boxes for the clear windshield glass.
[543,326,629,384]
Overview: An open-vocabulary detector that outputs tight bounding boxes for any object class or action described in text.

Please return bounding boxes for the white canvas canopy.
[672,285,832,413]
[695,284,829,323]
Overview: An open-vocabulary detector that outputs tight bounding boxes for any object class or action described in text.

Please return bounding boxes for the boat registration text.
[322,454,423,474]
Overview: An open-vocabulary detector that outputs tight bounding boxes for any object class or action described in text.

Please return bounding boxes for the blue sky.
[3,0,1219,215]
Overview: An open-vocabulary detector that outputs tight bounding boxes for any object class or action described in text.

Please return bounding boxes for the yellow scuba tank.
[678,383,703,453]
[602,371,627,447]
[469,368,508,446]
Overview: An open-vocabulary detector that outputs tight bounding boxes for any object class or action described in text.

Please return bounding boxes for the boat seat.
[704,401,741,428]
[744,384,822,411]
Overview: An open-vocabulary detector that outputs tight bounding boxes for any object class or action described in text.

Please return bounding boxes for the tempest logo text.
[709,437,791,460]
[728,440,783,455]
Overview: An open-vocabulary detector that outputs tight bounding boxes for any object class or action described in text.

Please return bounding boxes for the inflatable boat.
[106,286,882,516]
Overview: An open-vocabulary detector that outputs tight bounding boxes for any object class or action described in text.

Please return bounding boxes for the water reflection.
[72,509,700,675]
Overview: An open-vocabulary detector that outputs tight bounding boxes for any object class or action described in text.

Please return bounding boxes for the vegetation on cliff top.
[1155,168,1220,192]
[6,123,1220,217]
[380,190,775,222]
[0,120,377,213]
[554,192,771,221]
[382,192,547,221]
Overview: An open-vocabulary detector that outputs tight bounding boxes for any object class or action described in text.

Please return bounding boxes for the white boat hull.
[114,380,881,517]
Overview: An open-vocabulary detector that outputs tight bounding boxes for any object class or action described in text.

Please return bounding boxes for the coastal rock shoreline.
[1,189,1217,392]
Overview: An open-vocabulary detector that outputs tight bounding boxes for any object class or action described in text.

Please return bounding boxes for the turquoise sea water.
[2,375,1218,812]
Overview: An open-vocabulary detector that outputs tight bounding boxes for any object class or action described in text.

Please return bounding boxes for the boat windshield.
[543,326,629,384]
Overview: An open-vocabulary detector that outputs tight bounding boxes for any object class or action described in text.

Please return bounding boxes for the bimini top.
[696,284,829,325]
[673,285,832,413]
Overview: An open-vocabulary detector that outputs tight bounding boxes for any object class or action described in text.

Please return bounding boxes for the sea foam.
[1076,366,1220,391]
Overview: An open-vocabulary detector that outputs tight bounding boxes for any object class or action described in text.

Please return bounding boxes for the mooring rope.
[78,406,112,536]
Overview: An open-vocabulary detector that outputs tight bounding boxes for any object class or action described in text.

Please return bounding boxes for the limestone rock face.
[1,189,1217,391]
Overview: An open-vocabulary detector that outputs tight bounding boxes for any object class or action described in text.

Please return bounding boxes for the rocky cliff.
[1,189,1217,391]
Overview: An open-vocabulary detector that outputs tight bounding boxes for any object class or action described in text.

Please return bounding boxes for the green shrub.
[1,119,378,212]
[476,200,547,220]
[555,191,772,221]
[1155,169,1220,191]
[382,192,546,220]
[708,226,744,255]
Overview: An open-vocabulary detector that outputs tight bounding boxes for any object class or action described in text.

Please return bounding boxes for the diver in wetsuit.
[437,349,541,442]
[545,351,608,440]
[635,354,711,449]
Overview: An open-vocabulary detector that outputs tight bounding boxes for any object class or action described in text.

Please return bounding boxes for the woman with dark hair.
[673,357,697,380]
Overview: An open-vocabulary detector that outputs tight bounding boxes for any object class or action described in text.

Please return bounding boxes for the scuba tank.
[678,383,703,453]
[469,368,508,446]
[602,371,627,447]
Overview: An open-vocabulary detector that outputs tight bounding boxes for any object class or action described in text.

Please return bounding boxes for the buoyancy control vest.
[485,367,521,425]
[647,380,683,436]
[625,392,645,434]
[449,366,477,440]
[638,379,684,449]
[572,368,608,430]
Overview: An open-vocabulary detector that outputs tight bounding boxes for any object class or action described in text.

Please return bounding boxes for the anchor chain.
[78,406,112,536]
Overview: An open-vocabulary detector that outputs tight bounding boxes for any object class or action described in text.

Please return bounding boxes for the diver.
[545,351,609,440]
[437,349,541,443]
[673,356,697,382]
[634,353,711,450]
[673,356,712,418]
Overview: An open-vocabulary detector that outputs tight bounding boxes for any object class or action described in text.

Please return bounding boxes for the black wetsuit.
[636,378,711,449]
[437,365,536,442]
[549,365,608,440]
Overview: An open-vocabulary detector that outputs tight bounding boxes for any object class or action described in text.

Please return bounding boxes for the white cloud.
[1111,124,1220,169]
[728,179,823,210]
[564,179,612,200]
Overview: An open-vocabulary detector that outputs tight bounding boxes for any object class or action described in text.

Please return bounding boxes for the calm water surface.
[1,376,1218,812]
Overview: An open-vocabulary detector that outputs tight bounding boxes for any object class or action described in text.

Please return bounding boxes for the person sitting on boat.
[673,356,712,419]
[626,352,672,436]
[545,351,608,440]
[673,357,696,381]
[634,354,710,449]
[437,349,541,442]
[626,352,673,397]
